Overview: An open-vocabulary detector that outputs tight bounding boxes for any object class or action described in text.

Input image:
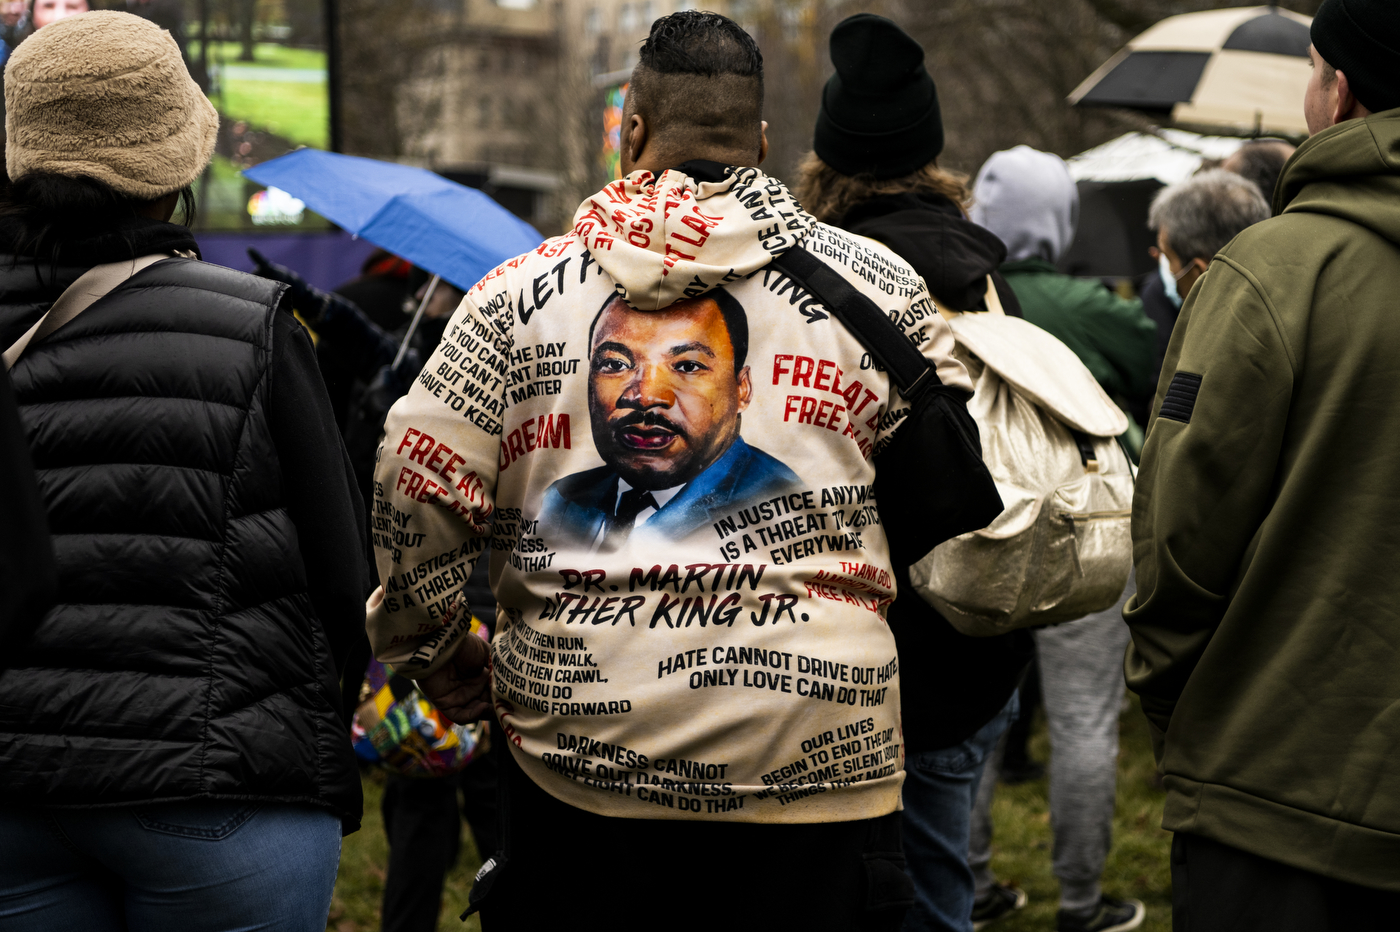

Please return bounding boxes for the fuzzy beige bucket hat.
[5,10,219,199]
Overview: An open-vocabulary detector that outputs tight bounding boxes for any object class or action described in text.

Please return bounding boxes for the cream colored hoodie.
[367,165,971,823]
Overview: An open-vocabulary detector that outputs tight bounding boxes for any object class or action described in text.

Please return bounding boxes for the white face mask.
[1159,252,1191,308]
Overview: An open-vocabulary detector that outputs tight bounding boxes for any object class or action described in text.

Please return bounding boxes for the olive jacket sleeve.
[1123,257,1294,758]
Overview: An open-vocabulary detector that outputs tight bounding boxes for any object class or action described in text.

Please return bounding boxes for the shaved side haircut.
[627,11,764,155]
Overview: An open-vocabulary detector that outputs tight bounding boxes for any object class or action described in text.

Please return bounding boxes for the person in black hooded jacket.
[795,15,1035,932]
[0,13,365,931]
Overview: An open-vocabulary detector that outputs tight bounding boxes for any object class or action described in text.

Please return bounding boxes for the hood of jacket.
[1277,109,1400,246]
[840,191,1006,311]
[969,145,1078,264]
[570,162,815,310]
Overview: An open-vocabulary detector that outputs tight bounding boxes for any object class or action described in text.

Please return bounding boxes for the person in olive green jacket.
[1127,0,1400,924]
[971,146,1157,431]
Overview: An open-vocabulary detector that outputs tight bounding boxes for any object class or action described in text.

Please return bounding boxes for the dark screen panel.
[1057,179,1164,281]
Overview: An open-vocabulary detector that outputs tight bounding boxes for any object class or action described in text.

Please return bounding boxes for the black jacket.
[843,192,1024,318]
[0,218,367,829]
[1136,268,1180,400]
[0,368,54,665]
[837,192,1034,752]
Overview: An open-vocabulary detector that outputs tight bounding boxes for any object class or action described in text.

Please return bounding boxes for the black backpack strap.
[768,246,938,399]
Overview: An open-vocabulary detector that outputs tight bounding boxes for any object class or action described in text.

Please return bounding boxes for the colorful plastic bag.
[351,617,490,778]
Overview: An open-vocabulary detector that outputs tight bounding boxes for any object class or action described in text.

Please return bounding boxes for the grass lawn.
[205,41,327,72]
[328,769,484,932]
[201,41,329,149]
[326,698,1172,931]
[975,695,1172,931]
[219,78,328,150]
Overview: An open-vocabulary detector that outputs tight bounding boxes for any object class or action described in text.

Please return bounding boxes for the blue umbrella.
[243,149,544,293]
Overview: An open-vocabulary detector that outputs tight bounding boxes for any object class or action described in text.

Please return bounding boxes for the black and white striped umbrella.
[1069,5,1313,136]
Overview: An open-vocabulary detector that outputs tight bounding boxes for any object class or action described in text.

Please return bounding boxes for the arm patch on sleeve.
[1159,372,1202,423]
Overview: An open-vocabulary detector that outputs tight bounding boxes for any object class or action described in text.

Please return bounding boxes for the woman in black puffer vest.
[0,13,366,931]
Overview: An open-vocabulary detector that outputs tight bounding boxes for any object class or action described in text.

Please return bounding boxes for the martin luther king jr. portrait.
[539,288,801,552]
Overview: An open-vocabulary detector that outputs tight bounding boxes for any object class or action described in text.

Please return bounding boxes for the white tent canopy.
[1067,128,1247,186]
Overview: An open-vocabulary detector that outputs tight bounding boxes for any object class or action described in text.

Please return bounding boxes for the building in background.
[338,0,743,233]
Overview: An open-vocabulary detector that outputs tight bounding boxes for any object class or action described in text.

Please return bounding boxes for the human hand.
[419,632,492,724]
[247,248,303,287]
[247,248,328,320]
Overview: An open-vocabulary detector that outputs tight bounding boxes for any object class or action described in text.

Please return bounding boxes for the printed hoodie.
[367,161,971,823]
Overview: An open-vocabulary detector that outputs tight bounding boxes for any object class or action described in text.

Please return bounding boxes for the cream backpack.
[908,297,1134,636]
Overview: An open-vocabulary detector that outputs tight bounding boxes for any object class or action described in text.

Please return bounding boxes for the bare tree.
[338,0,447,157]
[231,0,257,61]
[740,0,1323,186]
[335,0,1324,226]
[531,35,609,234]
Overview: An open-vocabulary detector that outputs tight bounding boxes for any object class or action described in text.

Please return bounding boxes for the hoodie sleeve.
[1124,257,1293,756]
[365,291,509,679]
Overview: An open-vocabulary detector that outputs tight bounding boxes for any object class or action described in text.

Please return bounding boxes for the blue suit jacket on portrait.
[538,436,802,551]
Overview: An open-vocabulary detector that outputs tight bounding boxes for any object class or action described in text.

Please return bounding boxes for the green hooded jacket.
[999,258,1157,405]
[1125,110,1400,889]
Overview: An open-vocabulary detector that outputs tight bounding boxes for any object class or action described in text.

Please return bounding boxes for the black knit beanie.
[1311,0,1400,114]
[814,14,943,180]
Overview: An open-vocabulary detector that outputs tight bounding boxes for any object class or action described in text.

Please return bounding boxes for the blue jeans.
[0,801,341,931]
[901,693,1019,932]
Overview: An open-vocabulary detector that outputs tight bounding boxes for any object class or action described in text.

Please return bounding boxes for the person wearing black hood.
[794,15,1034,932]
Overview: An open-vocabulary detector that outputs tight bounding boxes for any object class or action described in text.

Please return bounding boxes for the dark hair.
[639,11,763,78]
[628,12,764,155]
[1,171,195,282]
[1226,140,1294,203]
[708,287,748,371]
[590,288,749,373]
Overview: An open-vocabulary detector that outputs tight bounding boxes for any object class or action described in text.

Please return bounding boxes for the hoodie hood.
[1277,109,1400,246]
[970,146,1078,264]
[570,164,815,310]
[840,191,1008,312]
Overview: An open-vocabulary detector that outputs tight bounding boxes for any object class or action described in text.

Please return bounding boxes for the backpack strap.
[768,246,938,400]
[1069,429,1100,474]
[3,254,172,370]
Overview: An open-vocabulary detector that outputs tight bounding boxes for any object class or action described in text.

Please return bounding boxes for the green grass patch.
[328,770,484,932]
[219,78,328,149]
[204,41,327,71]
[326,700,1172,930]
[977,695,1172,931]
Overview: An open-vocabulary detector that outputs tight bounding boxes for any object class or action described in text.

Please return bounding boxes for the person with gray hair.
[1141,170,1270,391]
[1148,169,1270,308]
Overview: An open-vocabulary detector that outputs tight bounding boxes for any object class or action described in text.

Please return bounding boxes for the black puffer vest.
[0,224,359,826]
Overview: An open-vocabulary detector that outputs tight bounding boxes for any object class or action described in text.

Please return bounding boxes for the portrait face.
[588,294,752,491]
[31,0,86,28]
